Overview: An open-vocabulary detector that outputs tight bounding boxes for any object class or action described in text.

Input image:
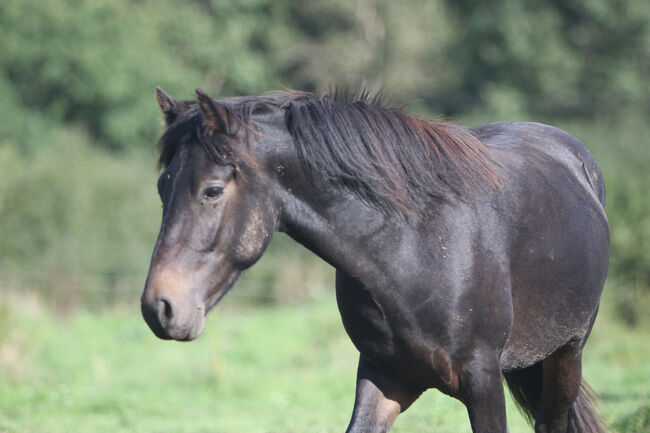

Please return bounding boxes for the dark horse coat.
[142,88,609,433]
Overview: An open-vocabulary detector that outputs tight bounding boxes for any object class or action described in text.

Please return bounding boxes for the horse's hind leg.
[345,356,422,433]
[535,339,584,433]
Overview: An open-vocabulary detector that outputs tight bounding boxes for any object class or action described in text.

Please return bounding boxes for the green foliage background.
[1,0,648,318]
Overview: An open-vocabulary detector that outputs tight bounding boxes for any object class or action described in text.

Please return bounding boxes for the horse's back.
[472,121,606,208]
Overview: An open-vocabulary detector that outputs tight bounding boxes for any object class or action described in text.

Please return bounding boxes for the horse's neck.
[278,186,393,282]
[264,121,396,281]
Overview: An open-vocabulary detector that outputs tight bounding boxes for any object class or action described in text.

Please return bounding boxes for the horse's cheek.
[232,206,274,268]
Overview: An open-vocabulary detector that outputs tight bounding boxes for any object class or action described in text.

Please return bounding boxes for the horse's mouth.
[176,273,240,341]
[204,271,242,314]
[178,312,206,341]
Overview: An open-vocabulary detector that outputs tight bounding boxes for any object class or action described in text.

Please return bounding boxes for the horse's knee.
[346,357,422,433]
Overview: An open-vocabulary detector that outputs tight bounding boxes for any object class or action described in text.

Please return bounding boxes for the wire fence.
[0,263,334,312]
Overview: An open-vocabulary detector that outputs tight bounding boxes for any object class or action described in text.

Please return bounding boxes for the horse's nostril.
[157,297,174,324]
[162,299,173,319]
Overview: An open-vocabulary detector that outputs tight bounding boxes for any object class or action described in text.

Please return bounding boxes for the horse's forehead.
[170,141,211,171]
[168,143,191,172]
[159,145,189,198]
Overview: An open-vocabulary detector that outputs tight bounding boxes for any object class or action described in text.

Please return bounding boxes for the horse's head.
[141,88,282,340]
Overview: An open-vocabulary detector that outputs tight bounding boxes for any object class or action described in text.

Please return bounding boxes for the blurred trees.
[444,0,650,116]
[0,0,648,317]
[1,0,647,152]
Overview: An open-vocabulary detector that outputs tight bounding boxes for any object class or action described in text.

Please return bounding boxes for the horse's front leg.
[345,356,422,433]
[458,343,509,433]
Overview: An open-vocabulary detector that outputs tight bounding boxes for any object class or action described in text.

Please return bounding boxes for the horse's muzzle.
[141,294,205,341]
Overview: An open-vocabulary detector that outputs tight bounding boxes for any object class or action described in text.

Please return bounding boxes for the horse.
[141,87,610,433]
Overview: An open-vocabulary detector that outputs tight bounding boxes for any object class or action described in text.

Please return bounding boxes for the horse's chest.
[335,275,398,364]
[335,275,461,392]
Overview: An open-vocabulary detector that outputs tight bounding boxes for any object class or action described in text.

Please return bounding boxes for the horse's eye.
[203,186,224,200]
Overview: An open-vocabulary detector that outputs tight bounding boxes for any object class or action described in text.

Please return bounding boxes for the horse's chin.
[205,271,242,314]
[155,308,206,342]
[175,273,241,341]
[177,314,206,341]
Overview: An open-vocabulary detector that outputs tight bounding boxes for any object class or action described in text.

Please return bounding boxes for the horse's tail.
[503,362,543,425]
[504,363,608,432]
[567,382,609,433]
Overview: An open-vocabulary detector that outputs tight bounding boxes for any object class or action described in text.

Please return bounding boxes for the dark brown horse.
[141,87,609,433]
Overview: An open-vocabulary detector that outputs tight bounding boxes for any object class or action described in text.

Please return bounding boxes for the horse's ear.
[195,88,231,135]
[156,87,187,127]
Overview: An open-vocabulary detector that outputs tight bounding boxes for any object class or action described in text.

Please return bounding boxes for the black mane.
[157,90,501,218]
[285,93,500,217]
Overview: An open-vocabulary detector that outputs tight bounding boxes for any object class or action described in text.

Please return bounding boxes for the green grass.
[0,290,648,433]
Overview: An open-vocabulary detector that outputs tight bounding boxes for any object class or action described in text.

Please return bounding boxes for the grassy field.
[0,288,649,433]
